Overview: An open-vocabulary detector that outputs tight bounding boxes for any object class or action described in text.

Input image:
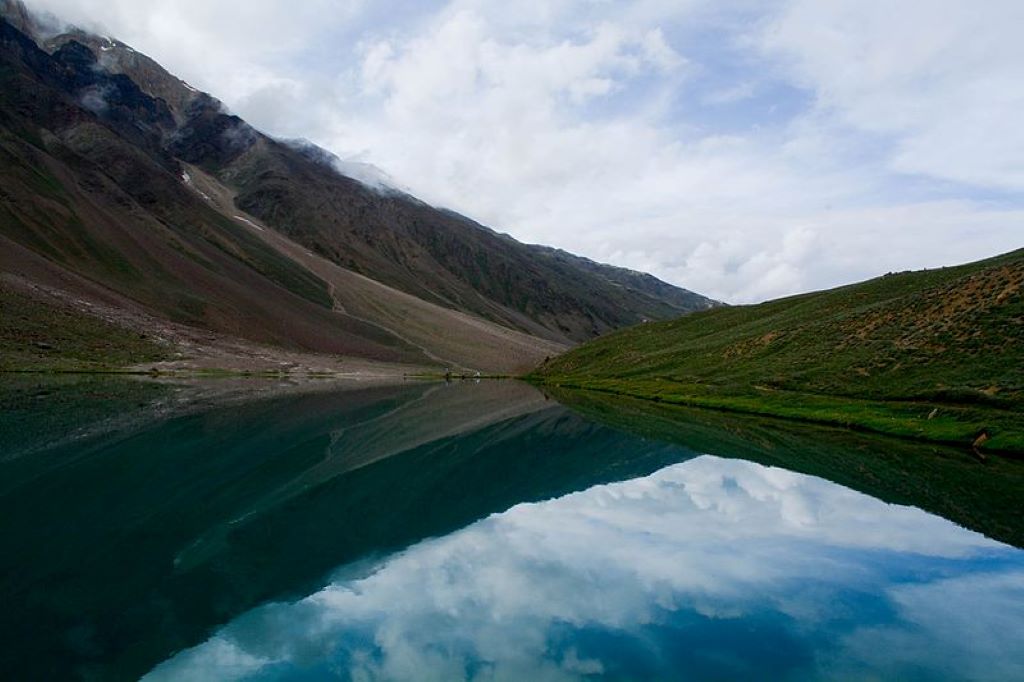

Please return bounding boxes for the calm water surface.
[1,378,1022,681]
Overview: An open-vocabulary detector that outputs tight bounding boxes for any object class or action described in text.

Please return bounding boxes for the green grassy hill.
[532,248,1024,454]
[0,285,168,372]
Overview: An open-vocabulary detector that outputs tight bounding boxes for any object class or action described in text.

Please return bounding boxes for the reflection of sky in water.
[146,456,1024,681]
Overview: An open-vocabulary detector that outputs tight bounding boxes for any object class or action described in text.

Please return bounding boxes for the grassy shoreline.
[526,377,1024,456]
[530,249,1023,457]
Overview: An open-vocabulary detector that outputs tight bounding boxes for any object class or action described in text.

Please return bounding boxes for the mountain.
[0,1,715,375]
[39,22,716,342]
[532,248,1024,454]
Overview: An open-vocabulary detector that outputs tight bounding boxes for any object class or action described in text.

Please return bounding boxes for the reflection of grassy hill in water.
[0,379,690,681]
[534,249,1024,453]
[549,388,1024,549]
[0,375,171,461]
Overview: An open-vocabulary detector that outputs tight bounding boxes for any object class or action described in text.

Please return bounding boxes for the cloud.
[22,0,362,101]
[77,82,113,114]
[143,456,1022,681]
[761,0,1024,191]
[834,571,1024,681]
[19,0,1024,303]
[701,80,757,105]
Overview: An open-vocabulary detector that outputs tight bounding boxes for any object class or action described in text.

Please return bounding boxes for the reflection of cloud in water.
[146,456,1024,681]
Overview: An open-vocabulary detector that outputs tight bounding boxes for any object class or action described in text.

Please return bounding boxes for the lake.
[1,377,1022,681]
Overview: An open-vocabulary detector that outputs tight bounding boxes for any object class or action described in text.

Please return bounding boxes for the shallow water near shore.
[2,377,1022,681]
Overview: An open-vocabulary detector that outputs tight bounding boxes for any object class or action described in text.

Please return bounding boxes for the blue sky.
[25,0,1024,302]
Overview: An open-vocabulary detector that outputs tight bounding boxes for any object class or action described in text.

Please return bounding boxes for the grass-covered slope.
[0,284,168,371]
[533,249,1024,453]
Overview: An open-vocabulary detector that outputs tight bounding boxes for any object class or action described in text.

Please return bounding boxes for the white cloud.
[18,0,1024,303]
[835,571,1024,681]
[762,0,1024,191]
[144,456,1022,681]
[22,0,360,101]
[639,27,685,71]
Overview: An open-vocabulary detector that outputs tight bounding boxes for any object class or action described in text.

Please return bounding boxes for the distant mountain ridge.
[0,0,716,373]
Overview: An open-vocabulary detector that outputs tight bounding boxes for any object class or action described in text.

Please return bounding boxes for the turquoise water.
[1,379,1022,681]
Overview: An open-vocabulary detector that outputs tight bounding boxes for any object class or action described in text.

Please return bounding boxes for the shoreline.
[529,379,1024,458]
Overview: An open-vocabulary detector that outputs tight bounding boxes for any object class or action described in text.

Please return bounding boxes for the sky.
[22,0,1024,303]
[145,455,1024,680]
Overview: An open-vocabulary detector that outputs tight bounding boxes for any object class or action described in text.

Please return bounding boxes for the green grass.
[0,286,170,372]
[532,248,1024,454]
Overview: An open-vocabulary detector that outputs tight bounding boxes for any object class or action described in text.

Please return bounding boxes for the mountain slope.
[10,4,714,344]
[169,101,716,344]
[534,249,1024,453]
[0,16,433,366]
[0,2,714,374]
[0,280,168,371]
[180,163,567,372]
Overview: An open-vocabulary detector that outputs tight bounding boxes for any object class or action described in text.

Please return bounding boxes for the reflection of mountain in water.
[6,378,1022,680]
[0,380,692,681]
